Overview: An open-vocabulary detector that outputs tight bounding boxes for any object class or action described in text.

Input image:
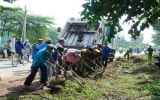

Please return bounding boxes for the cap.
[104,39,108,45]
[104,42,108,45]
[95,43,102,45]
[38,39,44,41]
[46,44,54,51]
[25,39,29,43]
[58,38,65,42]
[45,38,52,43]
[84,45,93,49]
[18,38,22,41]
[74,50,81,56]
[64,48,68,51]
[94,49,100,53]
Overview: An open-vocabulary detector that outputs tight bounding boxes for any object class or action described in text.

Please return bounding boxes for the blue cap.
[85,45,93,49]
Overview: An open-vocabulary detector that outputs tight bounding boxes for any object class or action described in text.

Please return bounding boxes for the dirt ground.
[0,73,41,96]
[0,61,117,96]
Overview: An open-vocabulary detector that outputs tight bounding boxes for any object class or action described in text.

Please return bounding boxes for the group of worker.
[20,37,160,90]
[3,38,160,90]
[124,46,154,61]
[23,38,111,90]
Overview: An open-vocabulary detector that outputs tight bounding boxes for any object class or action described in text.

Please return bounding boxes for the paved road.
[115,52,125,57]
[115,51,145,57]
[0,51,145,77]
[0,59,31,77]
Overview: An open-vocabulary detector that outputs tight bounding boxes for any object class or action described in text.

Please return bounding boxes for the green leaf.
[81,0,159,42]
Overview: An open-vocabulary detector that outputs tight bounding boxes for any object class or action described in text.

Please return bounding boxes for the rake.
[47,61,85,87]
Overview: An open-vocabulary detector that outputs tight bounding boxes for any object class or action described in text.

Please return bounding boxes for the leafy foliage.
[48,27,59,44]
[133,58,143,63]
[0,0,19,13]
[81,0,160,42]
[151,19,160,45]
[0,5,21,14]
[25,15,55,43]
[0,5,56,44]
[3,0,16,3]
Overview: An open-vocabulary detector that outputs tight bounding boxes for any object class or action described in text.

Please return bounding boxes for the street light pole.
[21,5,27,43]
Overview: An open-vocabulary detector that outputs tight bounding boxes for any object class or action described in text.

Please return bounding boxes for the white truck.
[57,17,116,61]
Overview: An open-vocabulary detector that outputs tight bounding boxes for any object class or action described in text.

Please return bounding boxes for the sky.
[119,16,155,45]
[0,0,155,45]
[14,0,85,26]
[0,0,85,26]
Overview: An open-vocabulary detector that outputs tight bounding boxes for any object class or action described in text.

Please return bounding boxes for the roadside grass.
[2,53,160,100]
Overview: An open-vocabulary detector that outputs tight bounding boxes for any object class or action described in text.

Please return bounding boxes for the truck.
[57,17,116,61]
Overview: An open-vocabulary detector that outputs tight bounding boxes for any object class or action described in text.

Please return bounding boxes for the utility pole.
[21,5,27,43]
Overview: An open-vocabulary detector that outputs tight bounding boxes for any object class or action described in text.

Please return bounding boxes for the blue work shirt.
[32,44,40,59]
[52,51,58,61]
[58,52,63,61]
[32,48,51,67]
[15,42,24,52]
[39,43,48,50]
[155,56,160,62]
[102,46,110,58]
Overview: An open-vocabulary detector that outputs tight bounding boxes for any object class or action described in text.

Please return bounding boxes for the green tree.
[0,1,20,13]
[116,36,128,49]
[0,10,23,36]
[81,0,160,42]
[25,15,55,43]
[0,6,56,44]
[116,34,148,50]
[3,0,16,3]
[152,34,160,45]
[48,27,59,44]
[151,19,160,45]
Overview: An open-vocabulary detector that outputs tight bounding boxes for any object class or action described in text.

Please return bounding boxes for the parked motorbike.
[0,47,15,61]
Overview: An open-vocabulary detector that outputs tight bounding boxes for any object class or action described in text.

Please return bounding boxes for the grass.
[1,53,160,100]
